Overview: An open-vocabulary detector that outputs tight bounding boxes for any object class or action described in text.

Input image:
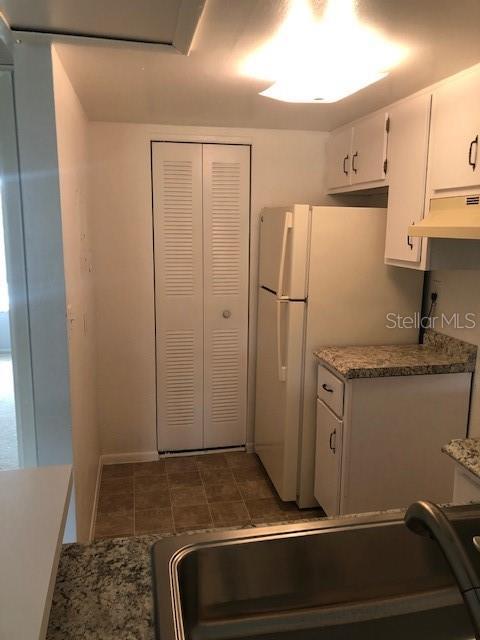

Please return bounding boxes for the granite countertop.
[47,516,326,640]
[314,329,477,380]
[443,438,480,480]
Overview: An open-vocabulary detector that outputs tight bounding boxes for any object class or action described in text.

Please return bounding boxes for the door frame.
[150,138,252,453]
[0,68,36,467]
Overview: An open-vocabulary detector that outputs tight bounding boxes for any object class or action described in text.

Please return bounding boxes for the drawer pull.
[329,429,337,453]
[469,135,478,171]
[322,383,334,393]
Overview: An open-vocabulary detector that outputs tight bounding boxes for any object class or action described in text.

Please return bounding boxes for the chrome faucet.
[405,500,480,639]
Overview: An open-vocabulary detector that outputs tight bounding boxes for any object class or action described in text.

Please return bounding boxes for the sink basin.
[152,505,480,639]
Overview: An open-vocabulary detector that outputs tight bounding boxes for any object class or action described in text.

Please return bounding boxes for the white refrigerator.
[254,205,424,507]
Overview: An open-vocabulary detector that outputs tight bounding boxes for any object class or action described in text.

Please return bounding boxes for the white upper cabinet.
[385,93,432,263]
[430,68,480,192]
[350,112,389,185]
[326,111,388,191]
[326,127,352,189]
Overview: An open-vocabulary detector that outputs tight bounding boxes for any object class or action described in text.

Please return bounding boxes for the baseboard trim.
[101,451,161,465]
[101,446,251,466]
[88,458,103,542]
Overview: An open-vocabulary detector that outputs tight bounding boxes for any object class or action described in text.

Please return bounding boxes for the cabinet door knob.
[468,135,478,171]
[322,383,334,393]
[222,310,231,319]
[343,154,349,176]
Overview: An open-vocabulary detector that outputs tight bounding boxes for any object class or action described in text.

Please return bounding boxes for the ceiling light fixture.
[240,0,408,103]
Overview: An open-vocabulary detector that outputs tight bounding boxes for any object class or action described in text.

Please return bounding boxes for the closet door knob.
[222,310,231,319]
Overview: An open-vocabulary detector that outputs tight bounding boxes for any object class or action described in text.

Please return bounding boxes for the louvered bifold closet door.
[203,145,250,448]
[152,143,204,451]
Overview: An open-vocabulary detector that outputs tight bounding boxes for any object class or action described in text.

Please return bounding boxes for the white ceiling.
[11,0,480,131]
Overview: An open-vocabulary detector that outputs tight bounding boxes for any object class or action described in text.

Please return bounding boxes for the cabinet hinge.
[385,116,390,133]
[383,158,388,174]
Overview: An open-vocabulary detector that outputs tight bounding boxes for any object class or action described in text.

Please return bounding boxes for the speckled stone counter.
[47,517,327,640]
[314,330,477,380]
[443,438,480,480]
[46,535,158,640]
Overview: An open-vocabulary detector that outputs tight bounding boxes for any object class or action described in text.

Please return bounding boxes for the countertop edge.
[442,439,480,481]
[314,354,475,380]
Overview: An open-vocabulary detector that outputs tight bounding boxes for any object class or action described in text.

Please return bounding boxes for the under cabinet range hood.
[409,195,480,239]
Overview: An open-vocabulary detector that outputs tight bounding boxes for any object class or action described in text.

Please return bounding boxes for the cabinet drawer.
[317,365,344,417]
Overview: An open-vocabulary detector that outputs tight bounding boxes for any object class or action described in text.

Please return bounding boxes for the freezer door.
[254,287,306,501]
[258,205,310,299]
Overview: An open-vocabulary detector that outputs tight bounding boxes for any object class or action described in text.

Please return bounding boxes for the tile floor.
[94,451,325,539]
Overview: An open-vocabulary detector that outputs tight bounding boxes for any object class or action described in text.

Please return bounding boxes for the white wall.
[13,42,75,540]
[89,122,331,456]
[51,48,100,542]
[426,269,480,436]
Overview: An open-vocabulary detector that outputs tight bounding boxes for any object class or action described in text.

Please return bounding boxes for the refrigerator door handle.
[277,210,293,300]
[276,299,287,382]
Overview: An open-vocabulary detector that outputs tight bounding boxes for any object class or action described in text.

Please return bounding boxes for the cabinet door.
[203,144,250,448]
[326,127,352,189]
[152,142,204,451]
[314,399,343,516]
[430,69,480,191]
[385,93,431,262]
[351,112,388,185]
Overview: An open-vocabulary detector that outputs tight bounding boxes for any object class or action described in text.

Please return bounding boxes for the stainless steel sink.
[152,505,480,639]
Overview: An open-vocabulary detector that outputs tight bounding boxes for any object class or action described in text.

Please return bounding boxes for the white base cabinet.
[314,399,343,516]
[314,365,471,516]
[452,465,480,504]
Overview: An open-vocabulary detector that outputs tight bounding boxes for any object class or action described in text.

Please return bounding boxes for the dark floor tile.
[224,452,260,469]
[195,453,228,470]
[167,470,202,489]
[173,504,213,532]
[95,512,133,539]
[135,486,171,510]
[97,491,133,515]
[102,463,133,479]
[170,485,207,507]
[245,497,299,523]
[287,507,326,521]
[232,466,267,483]
[210,501,251,527]
[237,477,276,501]
[133,460,166,476]
[135,508,174,535]
[204,482,242,503]
[134,475,168,493]
[100,476,133,496]
[200,466,235,485]
[165,456,198,474]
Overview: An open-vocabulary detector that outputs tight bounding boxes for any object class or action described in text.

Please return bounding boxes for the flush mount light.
[260,70,388,103]
[240,0,408,103]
